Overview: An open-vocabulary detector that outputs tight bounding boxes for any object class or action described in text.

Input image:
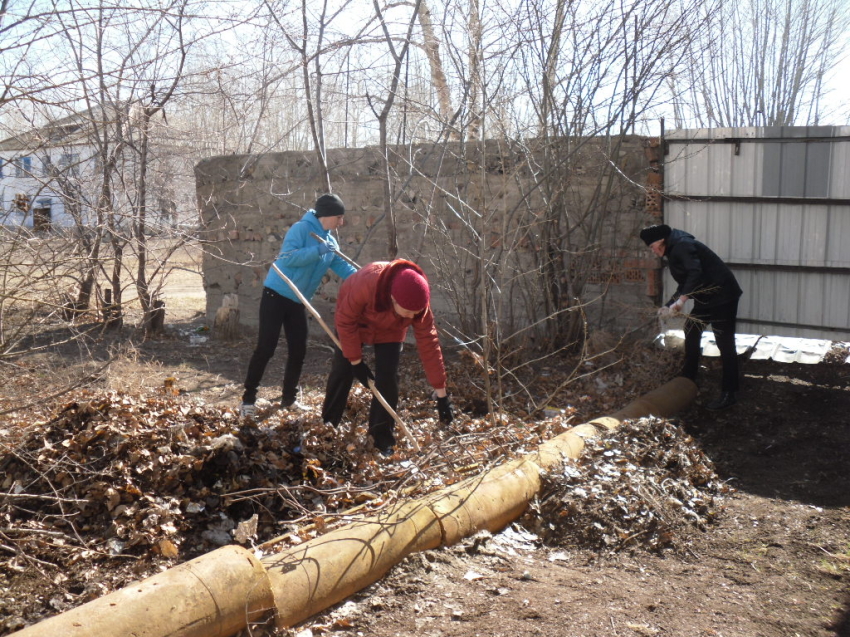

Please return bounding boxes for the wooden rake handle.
[270,262,420,452]
[310,232,361,270]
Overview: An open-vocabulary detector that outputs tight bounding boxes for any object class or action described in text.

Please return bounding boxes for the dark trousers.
[322,342,402,450]
[682,298,740,393]
[242,288,308,404]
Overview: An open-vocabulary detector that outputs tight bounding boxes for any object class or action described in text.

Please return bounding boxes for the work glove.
[317,242,334,256]
[436,395,454,425]
[351,361,374,387]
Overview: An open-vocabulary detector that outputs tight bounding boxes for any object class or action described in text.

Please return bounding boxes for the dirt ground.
[1,297,849,637]
[342,358,850,637]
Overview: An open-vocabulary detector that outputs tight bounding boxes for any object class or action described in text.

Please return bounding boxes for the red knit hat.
[391,268,430,312]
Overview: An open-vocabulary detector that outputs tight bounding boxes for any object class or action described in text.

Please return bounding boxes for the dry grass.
[0,235,205,326]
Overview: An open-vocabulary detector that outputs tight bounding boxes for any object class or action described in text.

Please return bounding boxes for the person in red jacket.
[321,259,454,455]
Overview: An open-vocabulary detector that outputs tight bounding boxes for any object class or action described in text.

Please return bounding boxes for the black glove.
[436,395,454,424]
[351,361,374,387]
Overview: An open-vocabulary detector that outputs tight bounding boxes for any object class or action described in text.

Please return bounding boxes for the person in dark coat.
[640,224,743,410]
[321,259,454,455]
[240,194,357,418]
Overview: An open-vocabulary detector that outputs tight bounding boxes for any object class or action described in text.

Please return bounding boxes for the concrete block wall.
[194,138,661,339]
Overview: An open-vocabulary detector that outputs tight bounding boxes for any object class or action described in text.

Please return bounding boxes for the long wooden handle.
[270,262,420,452]
[310,232,361,270]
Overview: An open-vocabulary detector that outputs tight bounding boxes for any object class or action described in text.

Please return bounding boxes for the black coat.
[664,229,742,308]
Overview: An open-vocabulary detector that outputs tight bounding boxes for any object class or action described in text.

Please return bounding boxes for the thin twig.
[0,492,88,503]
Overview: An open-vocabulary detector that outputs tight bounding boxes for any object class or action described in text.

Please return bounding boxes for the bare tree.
[366,0,422,258]
[517,0,705,347]
[415,0,454,132]
[0,0,206,330]
[264,0,356,191]
[128,6,189,335]
[384,0,708,413]
[670,0,849,127]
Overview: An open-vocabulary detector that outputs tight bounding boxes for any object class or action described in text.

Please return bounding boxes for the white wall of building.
[0,145,93,228]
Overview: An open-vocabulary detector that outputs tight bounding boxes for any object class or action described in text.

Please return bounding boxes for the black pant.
[322,342,402,451]
[242,288,308,404]
[681,298,739,393]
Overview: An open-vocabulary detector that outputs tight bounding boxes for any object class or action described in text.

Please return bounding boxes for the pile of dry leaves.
[526,416,731,555]
[0,386,557,564]
[0,370,576,631]
[1,341,708,632]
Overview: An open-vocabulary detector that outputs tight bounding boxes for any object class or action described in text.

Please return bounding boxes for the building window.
[14,156,32,177]
[33,199,52,232]
[42,155,53,177]
[59,153,80,177]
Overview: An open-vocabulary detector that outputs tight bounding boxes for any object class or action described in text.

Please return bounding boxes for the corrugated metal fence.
[663,126,850,341]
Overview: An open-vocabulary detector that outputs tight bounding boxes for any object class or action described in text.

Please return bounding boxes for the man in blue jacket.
[640,224,743,411]
[241,194,357,418]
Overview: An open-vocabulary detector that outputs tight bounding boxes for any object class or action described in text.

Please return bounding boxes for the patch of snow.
[656,330,845,364]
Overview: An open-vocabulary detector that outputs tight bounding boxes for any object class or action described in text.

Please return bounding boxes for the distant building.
[0,104,183,232]
[0,110,96,230]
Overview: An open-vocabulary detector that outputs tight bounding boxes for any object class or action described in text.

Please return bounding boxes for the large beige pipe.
[262,499,442,626]
[10,545,274,637]
[262,457,544,627]
[263,376,696,629]
[11,376,696,636]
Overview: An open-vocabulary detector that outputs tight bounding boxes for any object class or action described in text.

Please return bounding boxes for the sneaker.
[705,391,737,411]
[240,403,256,419]
[281,398,309,412]
[377,446,395,458]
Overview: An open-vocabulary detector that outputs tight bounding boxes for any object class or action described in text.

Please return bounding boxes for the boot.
[706,391,737,411]
[369,422,396,456]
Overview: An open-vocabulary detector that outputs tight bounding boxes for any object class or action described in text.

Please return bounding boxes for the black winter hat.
[314,193,345,218]
[640,224,672,246]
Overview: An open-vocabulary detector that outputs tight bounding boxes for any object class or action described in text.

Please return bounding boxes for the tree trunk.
[214,293,240,340]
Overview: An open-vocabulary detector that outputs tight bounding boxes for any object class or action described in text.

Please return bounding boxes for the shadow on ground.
[679,358,850,509]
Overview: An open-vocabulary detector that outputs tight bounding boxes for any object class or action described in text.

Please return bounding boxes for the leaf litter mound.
[0,375,579,632]
[0,343,716,632]
[526,416,732,556]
